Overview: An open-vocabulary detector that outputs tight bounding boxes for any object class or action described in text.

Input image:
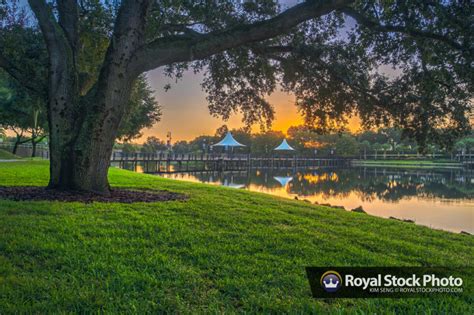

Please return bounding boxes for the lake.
[117,163,473,233]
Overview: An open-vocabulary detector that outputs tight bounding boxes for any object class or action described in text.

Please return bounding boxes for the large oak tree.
[0,0,472,194]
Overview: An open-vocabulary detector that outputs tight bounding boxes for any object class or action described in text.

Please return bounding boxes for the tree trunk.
[12,133,32,155]
[46,76,135,194]
[12,135,21,155]
[46,103,123,194]
[31,140,37,157]
[47,139,114,194]
[30,1,151,194]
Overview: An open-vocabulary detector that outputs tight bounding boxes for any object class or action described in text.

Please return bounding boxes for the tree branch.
[0,51,42,95]
[91,0,153,99]
[80,0,153,143]
[132,0,353,73]
[341,7,465,51]
[28,0,81,150]
[57,0,79,53]
[28,0,75,100]
[159,23,204,37]
[32,134,48,144]
[28,0,69,56]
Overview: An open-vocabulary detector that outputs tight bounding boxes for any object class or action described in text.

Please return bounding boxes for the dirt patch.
[0,186,187,203]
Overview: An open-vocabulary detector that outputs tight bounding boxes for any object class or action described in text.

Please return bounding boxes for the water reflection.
[158,167,473,233]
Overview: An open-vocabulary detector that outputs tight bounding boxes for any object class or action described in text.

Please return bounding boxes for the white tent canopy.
[273,176,293,187]
[212,132,246,147]
[274,139,295,151]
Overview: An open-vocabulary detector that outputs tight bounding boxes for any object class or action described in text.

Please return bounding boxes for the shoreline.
[351,160,464,169]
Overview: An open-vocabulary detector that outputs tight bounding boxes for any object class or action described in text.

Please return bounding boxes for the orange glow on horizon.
[135,70,362,143]
[137,89,361,143]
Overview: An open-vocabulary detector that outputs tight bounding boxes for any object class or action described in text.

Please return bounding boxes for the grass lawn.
[0,161,472,313]
[0,149,19,160]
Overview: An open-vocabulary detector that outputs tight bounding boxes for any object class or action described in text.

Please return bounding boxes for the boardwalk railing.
[110,151,474,173]
[110,152,351,173]
[111,152,250,161]
[0,143,49,159]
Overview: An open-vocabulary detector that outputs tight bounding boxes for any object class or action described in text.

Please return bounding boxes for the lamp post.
[166,131,172,153]
[202,139,207,153]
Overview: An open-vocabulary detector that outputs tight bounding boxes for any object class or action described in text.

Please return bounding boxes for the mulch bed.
[0,186,187,203]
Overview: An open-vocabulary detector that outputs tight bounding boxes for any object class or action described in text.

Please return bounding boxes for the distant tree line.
[118,125,474,158]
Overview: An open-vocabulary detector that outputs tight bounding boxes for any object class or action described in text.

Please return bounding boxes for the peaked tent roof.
[274,139,295,151]
[273,176,293,187]
[212,132,246,147]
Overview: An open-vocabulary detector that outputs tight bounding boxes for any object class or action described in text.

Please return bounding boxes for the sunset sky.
[143,69,300,142]
[140,69,360,143]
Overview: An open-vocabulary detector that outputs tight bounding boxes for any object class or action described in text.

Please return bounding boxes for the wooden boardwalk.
[110,153,350,173]
[110,152,473,173]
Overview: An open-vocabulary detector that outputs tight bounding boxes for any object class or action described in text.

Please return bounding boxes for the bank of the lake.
[159,167,474,233]
[0,161,472,313]
[351,159,462,168]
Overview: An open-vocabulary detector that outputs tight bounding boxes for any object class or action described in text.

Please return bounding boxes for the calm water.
[117,162,474,233]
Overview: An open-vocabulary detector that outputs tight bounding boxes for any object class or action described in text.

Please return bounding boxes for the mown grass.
[0,149,19,160]
[0,161,472,314]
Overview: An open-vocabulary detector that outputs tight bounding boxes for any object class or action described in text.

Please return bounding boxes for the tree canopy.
[0,0,471,192]
[1,1,471,145]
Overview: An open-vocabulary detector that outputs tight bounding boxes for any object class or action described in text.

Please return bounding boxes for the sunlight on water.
[113,161,473,233]
[158,167,474,233]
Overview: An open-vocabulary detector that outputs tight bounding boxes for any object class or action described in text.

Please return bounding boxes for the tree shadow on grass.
[0,186,187,203]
